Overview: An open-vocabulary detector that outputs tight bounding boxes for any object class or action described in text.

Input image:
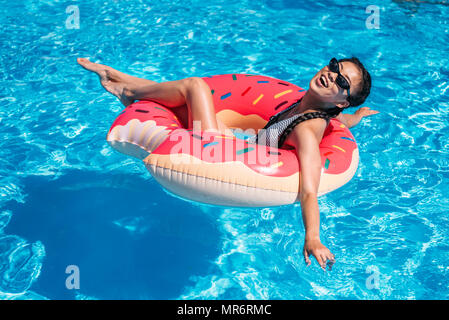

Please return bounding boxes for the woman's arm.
[290,119,335,270]
[337,107,380,128]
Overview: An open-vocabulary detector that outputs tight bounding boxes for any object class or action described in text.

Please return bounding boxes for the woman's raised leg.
[77,58,156,106]
[78,58,229,133]
[131,77,221,132]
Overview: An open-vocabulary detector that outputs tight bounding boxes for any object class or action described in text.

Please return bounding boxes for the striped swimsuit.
[246,98,330,148]
[246,99,304,148]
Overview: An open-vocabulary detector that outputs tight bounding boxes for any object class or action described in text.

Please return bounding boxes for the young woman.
[78,57,378,270]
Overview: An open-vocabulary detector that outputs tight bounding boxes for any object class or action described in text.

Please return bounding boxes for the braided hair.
[277,107,344,148]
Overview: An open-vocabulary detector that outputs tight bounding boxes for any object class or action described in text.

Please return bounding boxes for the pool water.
[1,0,449,299]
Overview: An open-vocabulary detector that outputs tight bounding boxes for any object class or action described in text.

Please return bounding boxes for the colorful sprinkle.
[278,82,289,86]
[274,89,293,99]
[135,109,149,113]
[232,75,237,80]
[241,86,252,96]
[268,151,281,155]
[203,141,219,148]
[340,137,356,142]
[170,124,178,127]
[332,145,346,153]
[192,134,202,140]
[324,158,330,169]
[221,92,232,100]
[211,89,215,95]
[274,101,288,110]
[232,131,252,140]
[257,80,269,83]
[253,94,264,105]
[270,161,283,169]
[324,151,333,156]
[154,106,168,112]
[340,124,346,128]
[236,147,254,155]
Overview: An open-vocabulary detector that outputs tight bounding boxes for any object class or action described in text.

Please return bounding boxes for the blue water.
[1,0,449,300]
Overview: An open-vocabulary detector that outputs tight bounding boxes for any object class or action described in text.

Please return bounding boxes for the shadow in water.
[4,169,221,299]
[393,0,449,14]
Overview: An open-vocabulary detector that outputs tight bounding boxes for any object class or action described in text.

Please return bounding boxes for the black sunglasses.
[329,58,350,97]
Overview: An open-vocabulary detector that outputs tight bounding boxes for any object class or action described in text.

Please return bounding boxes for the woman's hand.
[337,106,379,128]
[303,238,335,270]
[354,106,380,118]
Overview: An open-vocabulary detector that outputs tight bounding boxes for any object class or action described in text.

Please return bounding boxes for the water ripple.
[1,0,449,299]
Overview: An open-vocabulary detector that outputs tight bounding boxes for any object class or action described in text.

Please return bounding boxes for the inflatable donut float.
[106,74,359,207]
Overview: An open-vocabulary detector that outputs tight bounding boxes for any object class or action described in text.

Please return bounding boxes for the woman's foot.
[77,58,143,106]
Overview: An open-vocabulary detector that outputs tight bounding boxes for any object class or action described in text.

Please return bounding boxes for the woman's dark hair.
[339,57,371,107]
[276,57,371,148]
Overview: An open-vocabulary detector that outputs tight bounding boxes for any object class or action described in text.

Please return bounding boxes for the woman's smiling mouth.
[319,74,328,88]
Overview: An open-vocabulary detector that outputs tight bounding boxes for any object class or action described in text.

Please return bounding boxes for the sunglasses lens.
[329,58,339,72]
[336,76,350,89]
[329,58,350,92]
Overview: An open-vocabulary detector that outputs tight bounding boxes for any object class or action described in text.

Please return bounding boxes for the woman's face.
[309,60,362,108]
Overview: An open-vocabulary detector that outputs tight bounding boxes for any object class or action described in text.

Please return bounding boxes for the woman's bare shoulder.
[283,115,328,149]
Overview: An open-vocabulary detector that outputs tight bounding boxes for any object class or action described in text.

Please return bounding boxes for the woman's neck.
[296,90,325,113]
